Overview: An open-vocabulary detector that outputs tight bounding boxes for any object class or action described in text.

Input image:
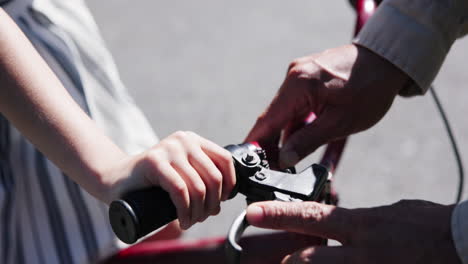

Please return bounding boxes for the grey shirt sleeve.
[453,200,468,264]
[353,0,468,96]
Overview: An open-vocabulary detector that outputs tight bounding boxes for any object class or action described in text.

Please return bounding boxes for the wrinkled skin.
[246,200,461,264]
[245,44,410,168]
[244,44,460,263]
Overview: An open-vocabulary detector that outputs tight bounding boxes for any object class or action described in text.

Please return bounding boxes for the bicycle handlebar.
[109,142,331,244]
[109,186,177,244]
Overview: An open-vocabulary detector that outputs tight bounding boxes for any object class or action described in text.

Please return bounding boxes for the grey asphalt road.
[87,1,468,239]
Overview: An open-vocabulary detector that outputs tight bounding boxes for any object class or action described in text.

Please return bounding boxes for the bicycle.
[103,1,464,263]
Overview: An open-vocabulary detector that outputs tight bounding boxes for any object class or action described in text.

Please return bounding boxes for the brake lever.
[225,143,330,201]
[224,143,332,263]
[108,142,330,246]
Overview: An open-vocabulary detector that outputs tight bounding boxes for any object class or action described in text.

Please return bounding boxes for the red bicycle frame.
[104,1,377,263]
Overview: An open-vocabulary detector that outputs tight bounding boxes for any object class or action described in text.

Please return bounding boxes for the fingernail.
[280,149,299,168]
[246,205,264,224]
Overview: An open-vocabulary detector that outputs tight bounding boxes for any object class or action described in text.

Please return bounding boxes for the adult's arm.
[353,1,468,262]
[354,0,468,95]
[245,0,468,261]
[246,0,468,166]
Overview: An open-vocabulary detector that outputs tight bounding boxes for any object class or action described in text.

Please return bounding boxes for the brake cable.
[430,85,464,203]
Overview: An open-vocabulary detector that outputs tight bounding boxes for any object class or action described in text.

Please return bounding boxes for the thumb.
[244,97,295,145]
[245,72,313,145]
[279,108,339,168]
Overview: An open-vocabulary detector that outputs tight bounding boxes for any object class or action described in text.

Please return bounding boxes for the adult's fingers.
[281,247,364,264]
[244,65,315,145]
[281,112,317,145]
[240,232,325,264]
[246,201,354,244]
[279,107,342,168]
[282,246,417,264]
[287,54,320,73]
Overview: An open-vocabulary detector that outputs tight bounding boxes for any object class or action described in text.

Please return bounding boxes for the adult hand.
[245,44,410,168]
[246,200,461,264]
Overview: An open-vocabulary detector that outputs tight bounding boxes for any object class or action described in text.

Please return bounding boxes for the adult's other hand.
[246,200,461,264]
[245,44,410,168]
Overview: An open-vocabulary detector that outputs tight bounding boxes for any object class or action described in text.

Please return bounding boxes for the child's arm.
[0,9,235,229]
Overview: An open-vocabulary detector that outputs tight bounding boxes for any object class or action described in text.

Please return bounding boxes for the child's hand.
[107,131,236,230]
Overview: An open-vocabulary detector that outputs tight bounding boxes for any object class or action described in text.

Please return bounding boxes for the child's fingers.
[190,133,236,200]
[173,159,207,226]
[149,131,235,228]
[188,149,223,217]
[151,160,191,230]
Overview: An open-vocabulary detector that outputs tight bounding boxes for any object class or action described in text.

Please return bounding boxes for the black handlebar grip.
[109,144,250,244]
[109,186,177,244]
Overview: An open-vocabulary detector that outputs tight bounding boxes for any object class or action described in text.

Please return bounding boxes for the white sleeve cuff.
[353,0,461,95]
[452,200,468,263]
